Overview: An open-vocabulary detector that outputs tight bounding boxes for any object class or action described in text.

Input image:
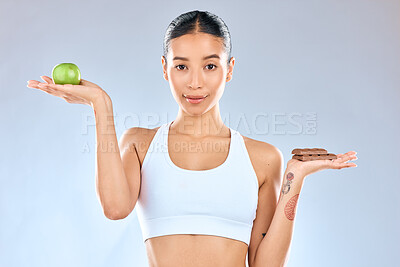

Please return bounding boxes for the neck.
[171,103,228,138]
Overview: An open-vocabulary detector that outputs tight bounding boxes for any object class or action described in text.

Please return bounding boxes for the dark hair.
[163,10,232,68]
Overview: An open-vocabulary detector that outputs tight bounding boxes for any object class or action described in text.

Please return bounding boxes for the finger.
[333,155,344,163]
[41,77,92,87]
[37,83,67,97]
[330,161,357,169]
[28,80,44,89]
[337,155,358,164]
[40,83,89,101]
[40,76,55,84]
[38,82,68,92]
[338,151,356,158]
[27,80,39,85]
[335,152,358,163]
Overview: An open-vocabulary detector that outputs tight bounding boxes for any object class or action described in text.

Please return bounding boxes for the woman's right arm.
[28,77,141,220]
[92,95,138,220]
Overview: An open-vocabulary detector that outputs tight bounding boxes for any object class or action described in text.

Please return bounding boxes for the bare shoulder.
[241,135,282,159]
[122,125,160,141]
[119,125,162,164]
[241,134,284,186]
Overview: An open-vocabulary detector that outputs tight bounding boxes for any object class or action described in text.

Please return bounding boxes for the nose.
[188,70,203,88]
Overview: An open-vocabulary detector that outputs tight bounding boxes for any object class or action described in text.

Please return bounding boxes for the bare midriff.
[144,234,248,267]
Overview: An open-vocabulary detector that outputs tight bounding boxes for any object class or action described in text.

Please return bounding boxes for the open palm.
[27,76,106,107]
[287,151,358,177]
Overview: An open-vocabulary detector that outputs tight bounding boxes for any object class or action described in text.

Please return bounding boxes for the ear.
[226,57,235,82]
[161,56,168,81]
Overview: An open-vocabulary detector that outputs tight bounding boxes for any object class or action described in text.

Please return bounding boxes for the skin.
[129,125,276,267]
[143,32,358,267]
[144,32,254,267]
[253,155,357,267]
[27,30,358,267]
[161,32,234,137]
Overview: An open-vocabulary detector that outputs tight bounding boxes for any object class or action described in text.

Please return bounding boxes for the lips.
[183,94,208,99]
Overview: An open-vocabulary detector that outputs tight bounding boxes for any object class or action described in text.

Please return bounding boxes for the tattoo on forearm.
[278,172,294,204]
[281,172,294,195]
[284,194,299,221]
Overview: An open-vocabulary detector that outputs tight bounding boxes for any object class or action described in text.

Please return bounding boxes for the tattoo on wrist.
[282,172,294,195]
[262,233,266,238]
[284,194,299,221]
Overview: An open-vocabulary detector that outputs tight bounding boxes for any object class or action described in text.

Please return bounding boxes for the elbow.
[101,198,137,220]
[104,208,130,220]
[253,255,287,267]
[106,213,126,220]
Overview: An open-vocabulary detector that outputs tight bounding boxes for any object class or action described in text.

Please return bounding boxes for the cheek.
[168,78,184,100]
[207,73,225,89]
[211,69,226,83]
[169,73,185,87]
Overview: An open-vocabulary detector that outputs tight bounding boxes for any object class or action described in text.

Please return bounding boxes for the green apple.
[51,63,81,85]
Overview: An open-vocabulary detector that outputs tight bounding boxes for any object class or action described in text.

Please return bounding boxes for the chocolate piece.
[292,153,337,161]
[291,148,327,155]
[291,148,337,161]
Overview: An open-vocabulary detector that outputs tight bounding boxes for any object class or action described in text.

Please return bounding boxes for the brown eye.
[175,65,186,70]
[206,64,217,70]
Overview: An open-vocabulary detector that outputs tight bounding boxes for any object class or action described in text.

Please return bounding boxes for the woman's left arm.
[253,151,358,267]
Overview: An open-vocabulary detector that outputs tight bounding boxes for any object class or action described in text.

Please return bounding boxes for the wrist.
[91,91,112,111]
[284,167,306,184]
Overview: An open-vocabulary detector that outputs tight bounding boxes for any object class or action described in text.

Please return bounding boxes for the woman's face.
[161,33,234,115]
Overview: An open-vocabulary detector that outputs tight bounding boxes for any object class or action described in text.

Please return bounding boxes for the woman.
[27,10,357,267]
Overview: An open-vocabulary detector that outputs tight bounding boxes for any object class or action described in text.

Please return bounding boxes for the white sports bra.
[135,120,259,246]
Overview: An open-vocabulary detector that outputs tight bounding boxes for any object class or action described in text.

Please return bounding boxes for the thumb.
[79,78,100,88]
[41,76,55,84]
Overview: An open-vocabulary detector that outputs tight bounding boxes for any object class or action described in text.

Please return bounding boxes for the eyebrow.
[172,54,220,61]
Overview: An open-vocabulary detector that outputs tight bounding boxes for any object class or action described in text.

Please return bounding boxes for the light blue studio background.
[1,0,399,266]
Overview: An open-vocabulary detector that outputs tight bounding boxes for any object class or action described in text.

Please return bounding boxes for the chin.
[182,104,214,117]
